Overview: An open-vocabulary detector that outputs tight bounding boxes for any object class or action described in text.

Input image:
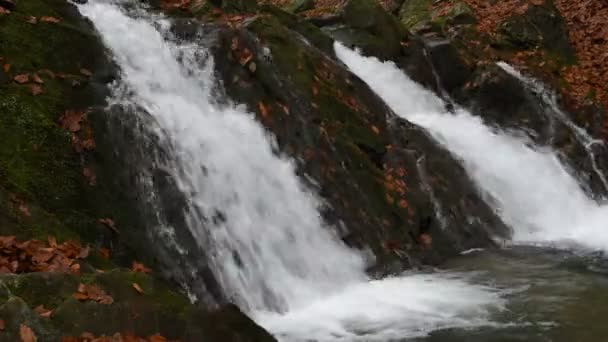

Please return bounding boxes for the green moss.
[399,0,433,31]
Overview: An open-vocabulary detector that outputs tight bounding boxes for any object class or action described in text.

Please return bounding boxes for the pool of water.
[410,246,608,342]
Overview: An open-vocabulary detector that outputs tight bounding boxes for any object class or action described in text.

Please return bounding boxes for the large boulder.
[206,13,508,273]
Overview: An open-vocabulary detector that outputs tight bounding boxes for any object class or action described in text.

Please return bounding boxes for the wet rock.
[207,14,508,273]
[312,0,407,60]
[423,37,472,95]
[398,0,432,32]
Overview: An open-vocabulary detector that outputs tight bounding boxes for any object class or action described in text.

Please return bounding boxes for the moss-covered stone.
[496,2,576,64]
[398,0,433,32]
[0,270,275,341]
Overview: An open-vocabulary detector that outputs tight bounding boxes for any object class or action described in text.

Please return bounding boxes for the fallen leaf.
[99,248,111,259]
[48,235,57,248]
[149,334,168,342]
[98,218,118,234]
[258,102,270,118]
[18,204,31,217]
[60,110,85,133]
[20,324,37,342]
[419,233,433,248]
[82,167,97,186]
[38,69,55,78]
[79,68,93,77]
[30,84,43,96]
[3,63,10,72]
[0,319,4,331]
[40,16,60,23]
[26,16,37,24]
[132,282,144,294]
[32,74,43,84]
[132,261,151,274]
[14,74,29,84]
[0,6,9,14]
[34,305,53,318]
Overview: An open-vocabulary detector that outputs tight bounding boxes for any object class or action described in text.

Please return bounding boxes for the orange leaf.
[132,282,144,294]
[14,74,29,84]
[149,334,168,342]
[40,16,61,24]
[48,235,57,248]
[34,305,53,318]
[132,261,151,274]
[20,324,37,342]
[99,247,111,259]
[258,102,270,118]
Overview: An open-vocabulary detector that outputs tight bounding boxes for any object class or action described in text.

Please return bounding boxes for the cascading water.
[78,1,503,340]
[497,62,608,196]
[335,43,608,252]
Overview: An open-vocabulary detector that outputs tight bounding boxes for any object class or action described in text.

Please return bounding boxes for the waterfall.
[77,1,503,340]
[335,43,608,253]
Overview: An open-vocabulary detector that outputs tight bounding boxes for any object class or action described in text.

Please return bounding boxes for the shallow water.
[411,246,608,342]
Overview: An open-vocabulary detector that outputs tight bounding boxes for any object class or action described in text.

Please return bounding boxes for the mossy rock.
[398,0,433,32]
[497,2,576,64]
[320,0,407,60]
[285,0,315,13]
[430,1,476,29]
[0,271,276,341]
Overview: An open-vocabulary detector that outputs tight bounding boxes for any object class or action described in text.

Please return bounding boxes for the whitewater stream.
[77,1,608,341]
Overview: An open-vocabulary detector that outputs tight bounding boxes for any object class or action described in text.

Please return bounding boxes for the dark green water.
[412,246,608,342]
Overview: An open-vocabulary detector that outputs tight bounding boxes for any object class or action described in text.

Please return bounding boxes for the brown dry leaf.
[258,102,270,118]
[40,16,61,24]
[82,167,97,186]
[0,319,4,331]
[149,334,168,342]
[3,63,10,72]
[34,305,53,318]
[98,218,119,234]
[18,204,31,217]
[73,283,114,304]
[132,282,144,295]
[79,68,93,77]
[20,324,37,342]
[32,73,43,84]
[14,74,29,84]
[30,84,43,96]
[48,235,58,248]
[99,248,111,259]
[26,16,37,24]
[0,7,9,14]
[132,261,152,274]
[38,69,55,78]
[60,110,85,133]
[419,233,433,248]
